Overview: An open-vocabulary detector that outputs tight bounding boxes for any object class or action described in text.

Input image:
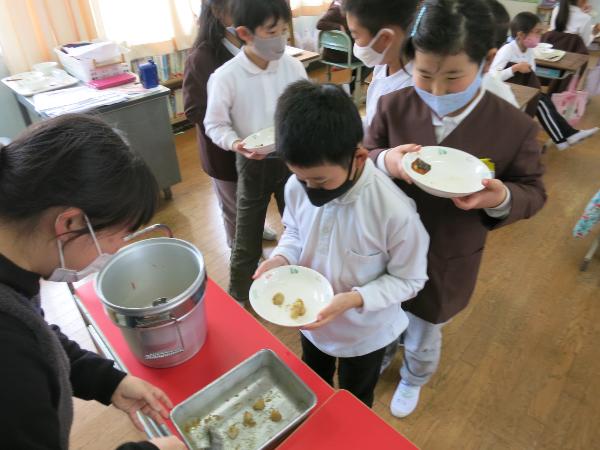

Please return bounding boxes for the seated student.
[204,0,307,305]
[491,12,598,150]
[344,0,419,127]
[550,0,599,47]
[366,0,546,417]
[254,80,429,407]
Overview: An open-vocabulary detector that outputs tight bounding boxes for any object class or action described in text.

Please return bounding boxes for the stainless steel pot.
[95,237,207,368]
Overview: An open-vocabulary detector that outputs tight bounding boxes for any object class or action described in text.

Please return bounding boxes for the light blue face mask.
[414,63,484,118]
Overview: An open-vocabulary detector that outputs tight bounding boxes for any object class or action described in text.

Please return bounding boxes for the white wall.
[0,55,26,139]
[500,0,539,18]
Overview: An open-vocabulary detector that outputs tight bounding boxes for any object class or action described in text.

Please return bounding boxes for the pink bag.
[551,75,588,126]
[584,61,600,96]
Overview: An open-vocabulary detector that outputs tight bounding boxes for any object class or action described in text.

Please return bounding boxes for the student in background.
[183,0,276,248]
[344,0,419,127]
[254,80,429,406]
[204,0,307,305]
[550,0,599,46]
[366,0,546,418]
[491,12,598,150]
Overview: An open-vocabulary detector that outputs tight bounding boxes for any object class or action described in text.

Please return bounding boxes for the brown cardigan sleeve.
[364,97,391,161]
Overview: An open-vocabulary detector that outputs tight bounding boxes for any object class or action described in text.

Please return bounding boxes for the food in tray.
[227,424,239,439]
[290,299,306,319]
[270,409,283,422]
[183,417,201,433]
[272,292,285,306]
[411,158,432,175]
[253,398,266,411]
[243,411,256,427]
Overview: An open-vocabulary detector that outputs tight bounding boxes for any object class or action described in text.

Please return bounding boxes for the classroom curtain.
[88,0,201,59]
[290,0,331,16]
[0,0,97,74]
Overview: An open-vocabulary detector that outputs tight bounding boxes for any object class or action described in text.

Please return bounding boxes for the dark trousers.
[536,93,577,144]
[301,334,386,407]
[229,154,288,302]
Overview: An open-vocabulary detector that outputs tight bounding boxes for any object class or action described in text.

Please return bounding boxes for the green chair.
[318,30,364,105]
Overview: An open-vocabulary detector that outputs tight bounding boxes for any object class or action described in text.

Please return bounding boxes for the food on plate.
[272,292,285,306]
[227,424,239,439]
[243,411,256,427]
[183,417,201,433]
[290,299,306,319]
[411,158,431,175]
[270,409,282,422]
[253,398,266,411]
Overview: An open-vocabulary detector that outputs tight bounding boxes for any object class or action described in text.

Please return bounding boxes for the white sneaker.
[556,141,570,151]
[390,381,421,418]
[262,227,277,241]
[567,127,599,146]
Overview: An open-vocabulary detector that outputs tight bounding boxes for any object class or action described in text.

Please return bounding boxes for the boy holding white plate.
[254,80,430,407]
[204,0,307,305]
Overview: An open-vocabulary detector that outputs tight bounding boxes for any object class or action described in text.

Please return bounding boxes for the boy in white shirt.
[344,0,419,127]
[254,80,429,406]
[204,0,307,304]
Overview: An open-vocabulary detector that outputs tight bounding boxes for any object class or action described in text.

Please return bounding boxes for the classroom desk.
[295,49,321,67]
[509,83,540,111]
[535,51,589,74]
[10,85,181,199]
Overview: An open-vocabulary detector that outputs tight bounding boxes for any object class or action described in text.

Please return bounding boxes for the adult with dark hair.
[0,114,184,449]
[550,0,599,46]
[366,0,546,418]
[254,80,429,407]
[183,0,276,248]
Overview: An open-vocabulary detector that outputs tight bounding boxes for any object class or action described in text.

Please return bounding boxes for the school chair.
[318,30,364,105]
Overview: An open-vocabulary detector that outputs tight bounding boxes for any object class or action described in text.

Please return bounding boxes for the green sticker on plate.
[290,267,299,274]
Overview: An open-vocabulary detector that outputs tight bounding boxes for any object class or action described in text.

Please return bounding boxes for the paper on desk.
[285,45,304,57]
[33,86,127,116]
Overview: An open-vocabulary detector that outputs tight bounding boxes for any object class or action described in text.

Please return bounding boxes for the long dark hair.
[193,0,231,58]
[0,114,158,235]
[404,0,494,63]
[555,0,577,33]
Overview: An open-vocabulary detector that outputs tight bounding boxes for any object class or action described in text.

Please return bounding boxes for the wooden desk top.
[295,49,321,65]
[509,83,540,110]
[535,51,589,72]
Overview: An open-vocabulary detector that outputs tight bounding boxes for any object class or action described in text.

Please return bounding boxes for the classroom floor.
[42,72,600,449]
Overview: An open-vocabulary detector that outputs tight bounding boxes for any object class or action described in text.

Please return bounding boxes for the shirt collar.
[238,47,281,75]
[0,253,41,298]
[431,87,487,128]
[333,158,375,205]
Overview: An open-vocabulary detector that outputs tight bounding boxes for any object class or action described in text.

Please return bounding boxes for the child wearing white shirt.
[344,0,419,127]
[254,80,429,406]
[204,0,307,304]
[550,0,599,46]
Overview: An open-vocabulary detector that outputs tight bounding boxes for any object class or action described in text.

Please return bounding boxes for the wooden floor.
[41,76,600,449]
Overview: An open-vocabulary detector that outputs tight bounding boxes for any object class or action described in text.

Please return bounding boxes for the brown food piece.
[227,424,239,439]
[270,409,282,422]
[253,398,265,411]
[272,292,285,306]
[411,158,431,175]
[183,417,201,433]
[290,299,306,319]
[243,411,256,427]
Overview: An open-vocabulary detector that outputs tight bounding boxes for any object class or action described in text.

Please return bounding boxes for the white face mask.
[252,33,287,61]
[352,28,394,68]
[47,215,113,283]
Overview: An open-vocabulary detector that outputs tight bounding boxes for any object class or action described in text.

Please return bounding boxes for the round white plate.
[242,126,275,155]
[402,146,492,198]
[536,43,553,50]
[249,265,333,327]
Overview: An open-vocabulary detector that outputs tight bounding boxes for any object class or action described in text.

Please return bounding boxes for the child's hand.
[512,62,531,74]
[384,144,422,183]
[452,179,508,210]
[253,255,289,279]
[302,291,364,330]
[233,140,268,160]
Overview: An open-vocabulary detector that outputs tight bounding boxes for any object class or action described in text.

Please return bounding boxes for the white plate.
[402,146,492,198]
[242,126,275,155]
[250,265,334,327]
[536,43,553,50]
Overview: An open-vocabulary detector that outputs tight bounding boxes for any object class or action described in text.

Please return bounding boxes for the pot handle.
[125,223,173,242]
[140,317,186,361]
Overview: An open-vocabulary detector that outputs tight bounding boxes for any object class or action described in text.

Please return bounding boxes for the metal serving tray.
[171,349,317,450]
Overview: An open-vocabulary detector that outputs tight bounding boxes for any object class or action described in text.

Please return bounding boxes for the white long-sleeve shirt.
[273,159,430,357]
[204,49,307,151]
[550,5,594,46]
[490,40,536,82]
[365,63,413,127]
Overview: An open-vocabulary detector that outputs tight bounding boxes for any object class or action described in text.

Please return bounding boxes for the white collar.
[431,87,487,127]
[238,47,280,75]
[332,158,375,205]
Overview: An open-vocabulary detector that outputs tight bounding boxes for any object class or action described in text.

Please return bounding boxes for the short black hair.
[343,0,419,35]
[0,114,158,235]
[510,11,541,38]
[487,0,510,49]
[405,0,495,64]
[231,0,291,32]
[275,80,363,168]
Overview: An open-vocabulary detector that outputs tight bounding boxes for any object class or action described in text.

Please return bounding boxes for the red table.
[74,279,334,433]
[279,390,418,450]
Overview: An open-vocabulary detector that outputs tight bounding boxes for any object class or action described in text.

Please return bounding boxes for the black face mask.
[299,158,357,207]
